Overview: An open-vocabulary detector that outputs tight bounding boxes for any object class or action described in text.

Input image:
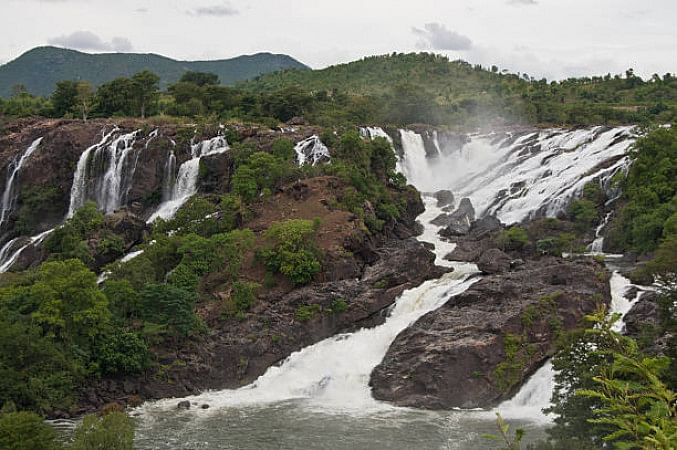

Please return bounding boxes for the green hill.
[0,46,309,98]
[242,53,677,126]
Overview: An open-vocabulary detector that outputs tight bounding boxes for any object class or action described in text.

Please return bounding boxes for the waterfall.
[294,136,330,166]
[161,150,177,202]
[397,126,635,224]
[139,125,639,423]
[148,135,229,222]
[0,137,43,228]
[68,127,120,217]
[140,196,479,414]
[587,211,613,253]
[0,228,54,273]
[96,130,141,213]
[399,130,430,186]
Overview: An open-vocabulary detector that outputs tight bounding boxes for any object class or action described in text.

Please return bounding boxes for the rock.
[370,258,610,409]
[177,400,191,410]
[624,292,660,337]
[469,215,501,237]
[477,248,512,274]
[434,190,455,209]
[200,404,210,409]
[439,198,475,237]
[430,213,451,227]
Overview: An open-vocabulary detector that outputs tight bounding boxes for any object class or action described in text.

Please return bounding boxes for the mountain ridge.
[0,46,309,98]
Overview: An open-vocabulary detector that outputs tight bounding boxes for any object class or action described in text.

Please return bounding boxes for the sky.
[2,0,676,80]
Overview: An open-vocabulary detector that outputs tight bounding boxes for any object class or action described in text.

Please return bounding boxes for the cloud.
[48,31,133,52]
[412,23,472,51]
[507,0,538,5]
[189,3,239,17]
[135,7,148,13]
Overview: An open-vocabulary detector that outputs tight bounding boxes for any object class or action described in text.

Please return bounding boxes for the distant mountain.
[0,46,309,98]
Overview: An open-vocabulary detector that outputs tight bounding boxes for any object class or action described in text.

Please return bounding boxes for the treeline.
[1,53,676,128]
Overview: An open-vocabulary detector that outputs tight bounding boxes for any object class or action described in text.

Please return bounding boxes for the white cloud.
[412,23,472,51]
[48,31,133,52]
[507,0,538,5]
[189,3,239,17]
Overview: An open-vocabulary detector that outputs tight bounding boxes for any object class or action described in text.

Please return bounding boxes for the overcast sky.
[2,0,676,80]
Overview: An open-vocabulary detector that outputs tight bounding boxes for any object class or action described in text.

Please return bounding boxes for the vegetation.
[546,310,676,449]
[607,126,677,257]
[260,219,322,285]
[70,411,135,450]
[3,53,675,128]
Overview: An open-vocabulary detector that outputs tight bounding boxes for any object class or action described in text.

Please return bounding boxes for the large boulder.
[438,198,476,236]
[434,190,455,209]
[369,258,610,409]
[477,248,512,274]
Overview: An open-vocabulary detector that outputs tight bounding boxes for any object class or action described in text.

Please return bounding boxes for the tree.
[0,411,62,450]
[139,284,197,339]
[75,81,94,121]
[131,70,160,118]
[179,71,219,86]
[71,411,134,450]
[50,80,78,117]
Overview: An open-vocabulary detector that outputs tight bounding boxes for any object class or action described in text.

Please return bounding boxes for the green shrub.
[270,138,296,161]
[497,226,529,251]
[139,284,197,339]
[569,199,598,230]
[0,411,61,450]
[232,281,259,312]
[71,411,134,450]
[232,152,290,202]
[260,219,322,285]
[329,298,348,314]
[95,331,148,375]
[295,304,321,322]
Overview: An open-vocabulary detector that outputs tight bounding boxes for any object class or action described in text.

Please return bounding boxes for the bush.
[95,331,148,375]
[270,138,296,161]
[232,281,259,312]
[260,219,322,285]
[232,152,291,202]
[71,411,134,450]
[296,304,321,321]
[497,226,529,251]
[569,199,598,230]
[0,411,61,450]
[139,284,197,339]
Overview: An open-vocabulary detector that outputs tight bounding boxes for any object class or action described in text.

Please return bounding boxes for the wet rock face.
[80,238,448,411]
[437,198,476,237]
[369,258,610,409]
[434,190,455,209]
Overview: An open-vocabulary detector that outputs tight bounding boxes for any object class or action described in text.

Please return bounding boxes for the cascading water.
[294,135,330,166]
[148,135,229,222]
[0,137,43,228]
[68,127,120,217]
[0,228,54,273]
[134,125,641,449]
[399,126,636,224]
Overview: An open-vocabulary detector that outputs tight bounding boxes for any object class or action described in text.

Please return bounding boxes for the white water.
[294,135,330,166]
[0,228,53,273]
[399,126,636,224]
[588,211,613,253]
[0,137,43,228]
[141,195,478,415]
[137,125,640,437]
[148,135,229,222]
[68,127,120,217]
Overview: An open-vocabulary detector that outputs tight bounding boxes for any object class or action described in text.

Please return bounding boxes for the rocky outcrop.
[436,198,476,236]
[369,258,610,409]
[79,238,447,413]
[477,248,512,274]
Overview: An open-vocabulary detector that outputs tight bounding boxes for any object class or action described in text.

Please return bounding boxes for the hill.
[242,53,677,126]
[0,46,309,98]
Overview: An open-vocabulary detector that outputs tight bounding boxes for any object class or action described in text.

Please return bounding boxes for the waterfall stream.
[0,137,43,228]
[148,135,229,222]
